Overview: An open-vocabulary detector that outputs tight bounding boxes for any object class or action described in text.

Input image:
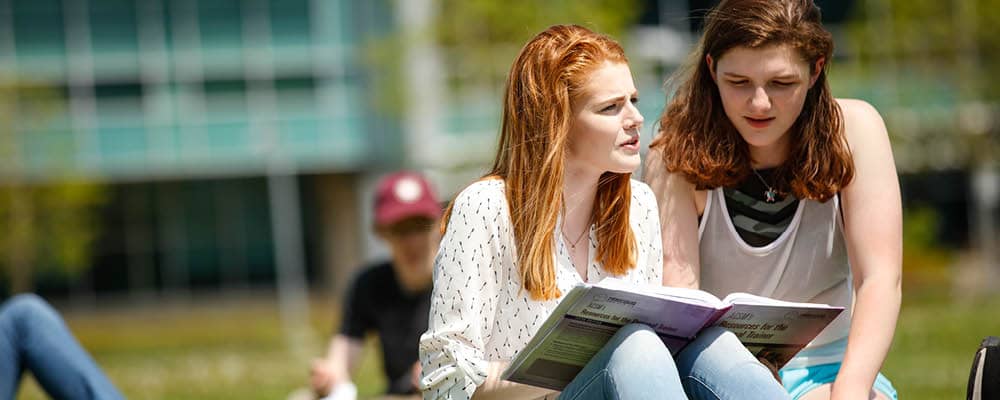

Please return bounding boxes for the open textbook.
[501,278,844,391]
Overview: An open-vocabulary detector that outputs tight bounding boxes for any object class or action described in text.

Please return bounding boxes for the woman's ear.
[810,57,826,87]
[706,54,717,82]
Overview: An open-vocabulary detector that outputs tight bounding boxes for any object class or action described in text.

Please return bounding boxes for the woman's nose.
[749,86,771,113]
[626,102,644,129]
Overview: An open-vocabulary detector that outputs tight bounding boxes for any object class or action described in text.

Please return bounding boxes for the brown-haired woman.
[419,24,791,400]
[645,1,900,399]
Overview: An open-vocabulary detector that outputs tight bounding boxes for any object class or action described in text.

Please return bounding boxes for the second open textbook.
[501,278,844,391]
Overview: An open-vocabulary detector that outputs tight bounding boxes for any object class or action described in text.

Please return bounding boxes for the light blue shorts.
[779,362,898,400]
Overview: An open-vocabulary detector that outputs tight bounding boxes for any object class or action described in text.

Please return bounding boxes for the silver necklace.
[751,168,779,203]
[561,225,589,250]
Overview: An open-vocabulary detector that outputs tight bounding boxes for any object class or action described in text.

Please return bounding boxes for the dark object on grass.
[968,336,1000,400]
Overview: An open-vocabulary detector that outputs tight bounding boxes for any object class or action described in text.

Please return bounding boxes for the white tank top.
[698,188,851,368]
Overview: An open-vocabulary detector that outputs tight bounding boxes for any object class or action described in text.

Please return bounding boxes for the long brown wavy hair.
[443,25,636,301]
[650,0,853,201]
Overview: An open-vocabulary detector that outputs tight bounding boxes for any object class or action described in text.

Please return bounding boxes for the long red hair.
[443,25,636,300]
[650,0,853,201]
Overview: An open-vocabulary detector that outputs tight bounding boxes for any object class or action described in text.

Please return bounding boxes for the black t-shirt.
[339,261,431,395]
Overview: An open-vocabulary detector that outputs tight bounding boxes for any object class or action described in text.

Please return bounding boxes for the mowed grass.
[16,294,388,400]
[882,289,1000,399]
[15,280,1000,399]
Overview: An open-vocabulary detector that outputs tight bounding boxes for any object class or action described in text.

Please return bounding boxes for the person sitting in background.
[309,171,442,399]
[1,293,125,400]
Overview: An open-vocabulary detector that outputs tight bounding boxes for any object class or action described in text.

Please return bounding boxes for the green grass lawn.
[16,295,389,400]
[14,284,1000,399]
[882,290,1000,399]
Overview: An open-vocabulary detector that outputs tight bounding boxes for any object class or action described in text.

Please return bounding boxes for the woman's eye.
[630,97,640,105]
[773,81,795,87]
[601,104,619,112]
[727,80,748,86]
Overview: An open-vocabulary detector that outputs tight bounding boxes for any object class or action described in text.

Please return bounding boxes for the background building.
[1,0,405,300]
[2,0,994,302]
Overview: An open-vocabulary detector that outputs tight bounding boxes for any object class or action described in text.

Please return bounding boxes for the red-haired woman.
[645,1,900,399]
[419,24,790,400]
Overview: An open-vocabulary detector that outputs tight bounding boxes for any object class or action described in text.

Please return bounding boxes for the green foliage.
[366,0,640,115]
[435,0,640,86]
[846,0,999,70]
[902,206,939,250]
[0,79,106,293]
[899,206,954,294]
[844,0,999,169]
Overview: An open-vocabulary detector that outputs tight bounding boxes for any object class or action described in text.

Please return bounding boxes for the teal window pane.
[89,0,138,53]
[269,0,310,47]
[97,125,147,163]
[183,181,220,284]
[198,0,243,48]
[11,0,64,57]
[443,97,499,136]
[310,0,353,48]
[204,121,251,157]
[160,1,175,50]
[167,125,185,163]
[324,115,365,167]
[197,1,244,76]
[278,117,320,149]
[146,126,179,165]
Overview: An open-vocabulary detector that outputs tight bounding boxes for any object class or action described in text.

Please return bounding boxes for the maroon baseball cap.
[374,171,442,227]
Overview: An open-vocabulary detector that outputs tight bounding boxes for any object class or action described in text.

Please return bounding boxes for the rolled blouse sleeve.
[419,181,508,399]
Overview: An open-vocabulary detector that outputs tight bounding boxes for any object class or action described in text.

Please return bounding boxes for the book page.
[721,292,840,309]
[502,280,722,390]
[596,278,725,309]
[713,302,843,369]
[564,283,720,344]
[502,315,621,390]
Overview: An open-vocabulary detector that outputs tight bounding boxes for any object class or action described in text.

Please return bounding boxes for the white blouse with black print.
[418,178,663,400]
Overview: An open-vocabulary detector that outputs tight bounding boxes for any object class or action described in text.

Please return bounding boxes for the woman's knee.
[607,323,676,370]
[687,326,755,361]
[676,326,768,377]
[1,294,59,327]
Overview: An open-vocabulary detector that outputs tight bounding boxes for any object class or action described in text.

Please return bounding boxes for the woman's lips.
[745,116,775,129]
[620,137,640,152]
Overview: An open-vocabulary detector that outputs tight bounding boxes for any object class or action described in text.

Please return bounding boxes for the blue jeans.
[559,324,790,400]
[0,294,124,400]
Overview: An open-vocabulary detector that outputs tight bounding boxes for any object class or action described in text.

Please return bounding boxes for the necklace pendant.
[765,189,777,203]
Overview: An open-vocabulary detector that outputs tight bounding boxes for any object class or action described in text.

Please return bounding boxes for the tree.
[843,0,999,170]
[0,80,106,294]
[434,0,641,86]
[844,0,1000,291]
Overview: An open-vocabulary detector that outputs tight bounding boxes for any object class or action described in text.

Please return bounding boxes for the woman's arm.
[643,147,701,289]
[310,335,364,396]
[419,182,505,400]
[635,181,666,285]
[470,361,557,400]
[832,99,902,400]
